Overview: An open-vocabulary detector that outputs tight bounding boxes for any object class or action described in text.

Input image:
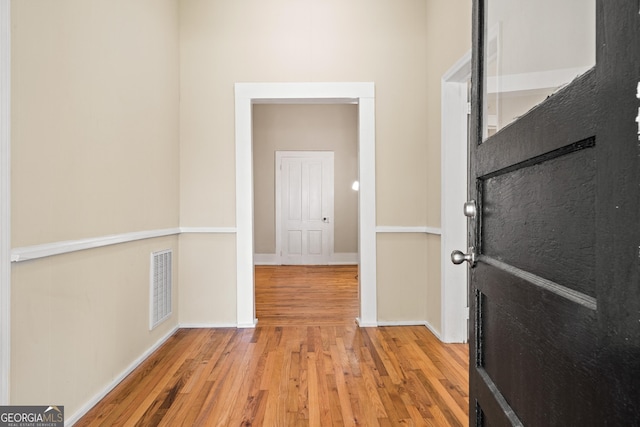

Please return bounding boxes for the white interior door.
[276,151,334,265]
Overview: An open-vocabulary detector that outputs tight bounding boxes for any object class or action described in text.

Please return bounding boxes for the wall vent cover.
[150,249,172,330]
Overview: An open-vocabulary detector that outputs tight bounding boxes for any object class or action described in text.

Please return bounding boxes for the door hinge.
[467,102,471,115]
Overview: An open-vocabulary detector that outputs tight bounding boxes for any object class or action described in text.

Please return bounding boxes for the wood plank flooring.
[76,265,469,426]
[255,265,359,326]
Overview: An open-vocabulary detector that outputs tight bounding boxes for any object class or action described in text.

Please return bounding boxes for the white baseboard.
[179,227,237,234]
[179,322,238,329]
[355,317,378,327]
[424,320,443,340]
[237,319,258,329]
[66,325,180,426]
[254,253,358,266]
[377,320,427,327]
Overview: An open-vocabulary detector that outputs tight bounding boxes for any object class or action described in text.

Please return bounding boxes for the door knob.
[464,200,477,218]
[451,248,476,266]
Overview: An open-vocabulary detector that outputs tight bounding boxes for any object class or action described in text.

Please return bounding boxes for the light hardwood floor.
[255,265,360,326]
[76,265,469,426]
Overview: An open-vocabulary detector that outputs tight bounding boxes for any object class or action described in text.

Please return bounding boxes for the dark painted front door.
[467,1,640,425]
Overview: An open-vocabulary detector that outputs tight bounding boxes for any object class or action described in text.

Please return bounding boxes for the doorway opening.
[252,105,357,324]
[234,82,377,328]
[441,52,471,343]
[253,104,358,266]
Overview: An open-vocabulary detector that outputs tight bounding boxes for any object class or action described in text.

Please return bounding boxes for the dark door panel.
[475,263,599,426]
[481,142,596,296]
[467,1,640,425]
[475,70,597,178]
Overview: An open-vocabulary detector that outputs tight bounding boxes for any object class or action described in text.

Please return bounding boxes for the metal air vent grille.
[150,249,172,330]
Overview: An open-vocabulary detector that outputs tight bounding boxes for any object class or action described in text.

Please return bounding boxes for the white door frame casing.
[441,52,471,343]
[275,151,335,265]
[235,82,377,328]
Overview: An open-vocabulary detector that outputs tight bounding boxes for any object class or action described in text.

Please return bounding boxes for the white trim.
[179,226,237,234]
[235,88,256,329]
[376,226,442,235]
[8,227,241,264]
[356,95,377,326]
[424,320,443,341]
[377,320,427,327]
[252,98,358,105]
[442,51,472,82]
[178,323,238,329]
[235,82,377,328]
[275,152,282,263]
[0,0,10,405]
[235,82,374,100]
[254,252,358,266]
[441,53,471,344]
[10,227,240,263]
[355,317,378,327]
[237,319,259,329]
[11,228,181,263]
[65,325,179,426]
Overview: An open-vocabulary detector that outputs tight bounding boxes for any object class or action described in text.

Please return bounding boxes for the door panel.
[308,162,323,221]
[481,143,596,296]
[287,162,302,221]
[467,1,640,425]
[278,152,334,265]
[475,264,599,426]
[287,230,302,255]
[308,230,322,255]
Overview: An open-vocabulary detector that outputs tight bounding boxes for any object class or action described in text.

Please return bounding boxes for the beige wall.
[376,233,428,322]
[178,233,237,325]
[10,0,180,417]
[252,104,358,255]
[12,0,180,246]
